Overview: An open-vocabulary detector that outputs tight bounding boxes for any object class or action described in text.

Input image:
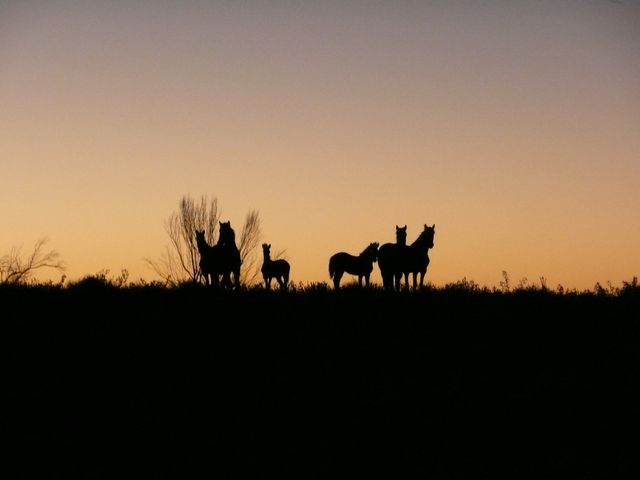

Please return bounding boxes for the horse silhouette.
[328,242,379,289]
[195,221,242,289]
[217,221,242,289]
[377,225,407,290]
[261,243,290,290]
[378,224,435,290]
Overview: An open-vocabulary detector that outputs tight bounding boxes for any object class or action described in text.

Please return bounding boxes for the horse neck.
[196,237,210,253]
[218,237,238,251]
[263,251,271,263]
[359,249,374,263]
[410,235,432,252]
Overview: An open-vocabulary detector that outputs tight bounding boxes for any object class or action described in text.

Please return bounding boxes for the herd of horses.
[196,222,435,291]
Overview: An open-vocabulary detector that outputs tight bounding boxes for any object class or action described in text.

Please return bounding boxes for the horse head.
[262,243,271,259]
[421,224,435,249]
[218,221,236,246]
[396,225,407,246]
[361,242,379,262]
[369,242,380,262]
[195,230,209,251]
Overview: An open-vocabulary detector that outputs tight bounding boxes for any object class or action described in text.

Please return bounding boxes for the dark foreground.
[4,283,640,477]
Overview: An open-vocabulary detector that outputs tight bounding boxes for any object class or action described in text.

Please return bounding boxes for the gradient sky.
[2,0,639,289]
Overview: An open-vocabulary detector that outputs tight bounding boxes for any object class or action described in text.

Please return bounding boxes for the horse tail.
[328,256,335,280]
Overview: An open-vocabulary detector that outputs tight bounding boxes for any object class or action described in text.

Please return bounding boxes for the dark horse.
[261,243,290,290]
[195,221,242,289]
[328,242,379,289]
[378,224,435,290]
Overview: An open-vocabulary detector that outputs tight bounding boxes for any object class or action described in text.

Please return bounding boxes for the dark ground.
[4,283,640,477]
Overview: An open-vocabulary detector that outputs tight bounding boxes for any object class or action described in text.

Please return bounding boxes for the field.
[4,280,640,477]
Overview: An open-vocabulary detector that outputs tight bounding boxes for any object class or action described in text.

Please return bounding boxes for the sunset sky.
[2,1,639,289]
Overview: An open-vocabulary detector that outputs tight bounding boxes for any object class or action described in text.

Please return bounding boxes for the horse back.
[378,243,400,269]
[406,245,430,273]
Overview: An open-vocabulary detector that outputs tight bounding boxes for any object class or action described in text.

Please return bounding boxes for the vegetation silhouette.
[379,224,435,290]
[328,242,379,289]
[4,278,639,477]
[0,238,65,284]
[260,243,291,290]
[195,221,241,289]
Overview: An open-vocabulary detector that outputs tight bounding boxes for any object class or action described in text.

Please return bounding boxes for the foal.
[328,242,379,289]
[261,243,290,290]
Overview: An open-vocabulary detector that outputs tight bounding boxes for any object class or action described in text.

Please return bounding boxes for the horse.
[377,225,408,290]
[378,224,435,290]
[195,223,241,289]
[195,230,223,287]
[216,221,242,289]
[328,242,379,289]
[261,243,290,290]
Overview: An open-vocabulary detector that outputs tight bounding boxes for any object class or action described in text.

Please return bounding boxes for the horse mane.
[360,242,379,257]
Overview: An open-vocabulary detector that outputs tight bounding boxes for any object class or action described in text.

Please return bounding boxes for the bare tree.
[145,195,219,285]
[0,238,65,285]
[145,195,261,286]
[237,209,262,285]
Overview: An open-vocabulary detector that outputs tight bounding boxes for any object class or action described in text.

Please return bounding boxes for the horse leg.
[380,270,389,289]
[365,274,370,287]
[383,270,395,290]
[333,271,343,289]
[234,268,241,289]
[358,275,363,287]
[393,273,401,291]
[413,272,418,290]
[419,271,425,289]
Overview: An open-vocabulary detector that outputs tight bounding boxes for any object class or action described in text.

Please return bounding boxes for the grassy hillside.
[4,280,640,477]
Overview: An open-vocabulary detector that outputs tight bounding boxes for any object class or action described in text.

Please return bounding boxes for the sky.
[1,0,639,289]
